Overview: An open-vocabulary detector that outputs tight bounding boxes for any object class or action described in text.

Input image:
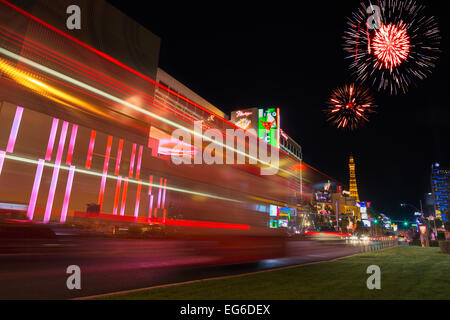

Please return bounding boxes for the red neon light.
[0,151,5,176]
[26,159,45,220]
[73,212,250,230]
[85,130,96,169]
[66,124,78,165]
[45,118,59,161]
[148,175,154,218]
[128,143,136,178]
[115,139,123,175]
[60,165,75,223]
[98,136,113,210]
[6,106,23,153]
[161,179,167,209]
[149,195,154,219]
[134,180,142,218]
[120,177,128,216]
[135,145,143,179]
[44,121,68,223]
[113,175,122,215]
[157,177,163,209]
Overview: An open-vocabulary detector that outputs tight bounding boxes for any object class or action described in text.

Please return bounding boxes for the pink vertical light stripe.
[128,143,136,178]
[60,165,75,223]
[134,181,142,218]
[98,136,113,211]
[27,159,45,220]
[113,176,122,215]
[6,106,24,153]
[161,179,168,209]
[148,175,154,218]
[44,121,68,223]
[114,139,123,175]
[66,124,78,165]
[45,118,59,161]
[0,151,5,176]
[148,195,154,218]
[148,175,154,195]
[85,130,96,169]
[157,177,163,209]
[120,177,129,216]
[135,145,143,179]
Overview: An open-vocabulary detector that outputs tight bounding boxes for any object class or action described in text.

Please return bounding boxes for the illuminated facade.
[349,155,360,202]
[279,130,302,161]
[431,165,449,222]
[0,0,342,237]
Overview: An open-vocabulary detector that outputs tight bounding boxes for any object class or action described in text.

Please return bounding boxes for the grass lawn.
[99,246,450,300]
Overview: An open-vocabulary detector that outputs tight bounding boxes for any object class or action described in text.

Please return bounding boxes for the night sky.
[109,0,450,220]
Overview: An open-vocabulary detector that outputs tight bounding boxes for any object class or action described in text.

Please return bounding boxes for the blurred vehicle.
[304,225,351,241]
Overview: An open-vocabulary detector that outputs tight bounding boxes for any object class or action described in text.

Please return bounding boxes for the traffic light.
[374,219,378,224]
[404,221,408,226]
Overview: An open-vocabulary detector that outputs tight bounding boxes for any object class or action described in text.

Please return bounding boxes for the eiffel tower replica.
[349,154,360,202]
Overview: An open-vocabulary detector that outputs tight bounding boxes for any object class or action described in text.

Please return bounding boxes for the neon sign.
[235,110,253,118]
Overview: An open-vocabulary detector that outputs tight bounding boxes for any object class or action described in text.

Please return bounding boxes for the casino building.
[0,0,344,234]
[431,164,449,222]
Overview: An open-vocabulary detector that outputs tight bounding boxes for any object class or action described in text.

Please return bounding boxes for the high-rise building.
[431,164,449,222]
[349,155,360,202]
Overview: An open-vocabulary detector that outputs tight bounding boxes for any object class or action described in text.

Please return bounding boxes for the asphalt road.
[0,237,361,299]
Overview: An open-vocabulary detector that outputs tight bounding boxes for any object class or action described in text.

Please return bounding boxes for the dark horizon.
[109,0,450,220]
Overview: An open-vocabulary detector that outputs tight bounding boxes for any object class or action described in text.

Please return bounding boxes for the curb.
[74,249,374,300]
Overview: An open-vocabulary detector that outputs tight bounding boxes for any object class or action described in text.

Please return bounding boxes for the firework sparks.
[343,0,441,94]
[372,22,410,71]
[325,84,376,130]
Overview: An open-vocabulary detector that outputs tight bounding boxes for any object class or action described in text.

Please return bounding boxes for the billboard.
[278,220,289,228]
[230,108,258,131]
[269,220,278,228]
[258,108,280,148]
[269,204,279,217]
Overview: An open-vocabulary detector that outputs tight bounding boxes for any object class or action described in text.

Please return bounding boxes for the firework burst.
[325,84,376,130]
[343,0,441,94]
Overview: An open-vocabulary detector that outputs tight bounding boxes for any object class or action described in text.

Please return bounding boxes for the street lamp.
[400,202,423,217]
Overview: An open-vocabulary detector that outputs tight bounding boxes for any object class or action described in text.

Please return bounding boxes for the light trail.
[0,47,291,177]
[3,153,241,203]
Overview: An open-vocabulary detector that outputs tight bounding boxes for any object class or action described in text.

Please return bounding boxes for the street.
[0,237,360,299]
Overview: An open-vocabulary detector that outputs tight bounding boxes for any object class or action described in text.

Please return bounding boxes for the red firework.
[372,23,410,71]
[343,0,441,94]
[325,84,376,130]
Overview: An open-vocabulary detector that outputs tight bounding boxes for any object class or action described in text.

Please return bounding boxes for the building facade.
[431,165,449,222]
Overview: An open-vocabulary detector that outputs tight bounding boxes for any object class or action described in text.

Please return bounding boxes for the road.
[0,236,361,299]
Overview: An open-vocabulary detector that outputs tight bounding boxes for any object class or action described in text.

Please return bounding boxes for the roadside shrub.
[439,240,450,254]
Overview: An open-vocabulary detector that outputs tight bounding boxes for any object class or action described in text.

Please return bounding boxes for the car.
[304,225,352,241]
